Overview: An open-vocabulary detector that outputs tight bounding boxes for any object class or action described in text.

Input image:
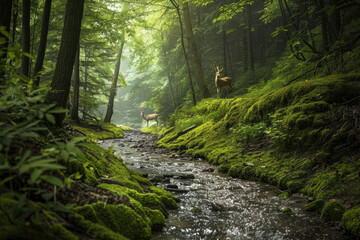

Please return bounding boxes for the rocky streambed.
[99,130,348,240]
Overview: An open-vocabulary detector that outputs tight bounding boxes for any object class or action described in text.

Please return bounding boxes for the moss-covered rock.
[68,213,129,240]
[49,224,79,240]
[304,199,325,212]
[321,200,345,222]
[75,202,151,240]
[341,206,360,237]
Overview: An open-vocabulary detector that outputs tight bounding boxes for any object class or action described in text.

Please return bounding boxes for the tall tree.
[71,45,80,122]
[0,0,13,82]
[20,0,30,78]
[104,41,125,123]
[46,0,85,126]
[246,4,254,72]
[33,0,52,86]
[170,0,197,105]
[182,2,212,99]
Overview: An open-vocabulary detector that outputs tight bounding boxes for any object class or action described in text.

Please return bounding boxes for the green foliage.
[341,206,360,237]
[230,122,266,143]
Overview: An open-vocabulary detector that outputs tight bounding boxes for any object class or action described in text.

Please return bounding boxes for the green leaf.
[61,150,69,161]
[45,113,56,124]
[29,169,44,184]
[40,175,64,187]
[70,137,86,144]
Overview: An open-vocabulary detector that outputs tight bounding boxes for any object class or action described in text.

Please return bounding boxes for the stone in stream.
[149,175,164,183]
[166,184,179,189]
[177,174,195,179]
[202,167,215,172]
[163,174,174,178]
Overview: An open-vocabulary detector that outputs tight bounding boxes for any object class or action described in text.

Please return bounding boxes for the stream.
[98,130,348,240]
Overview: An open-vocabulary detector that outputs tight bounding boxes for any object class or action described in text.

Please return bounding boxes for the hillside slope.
[150,74,360,237]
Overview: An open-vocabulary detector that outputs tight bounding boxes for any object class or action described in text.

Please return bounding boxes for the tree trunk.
[246,4,255,72]
[33,0,52,87]
[46,0,84,127]
[318,0,329,52]
[104,42,125,123]
[182,2,212,99]
[0,0,13,82]
[242,26,248,72]
[83,46,89,118]
[222,30,227,75]
[20,0,30,78]
[169,0,197,105]
[71,45,80,122]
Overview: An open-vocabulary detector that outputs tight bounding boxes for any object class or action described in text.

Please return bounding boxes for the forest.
[0,0,360,239]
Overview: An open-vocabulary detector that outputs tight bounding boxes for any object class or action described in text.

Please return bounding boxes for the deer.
[140,108,159,127]
[211,64,232,99]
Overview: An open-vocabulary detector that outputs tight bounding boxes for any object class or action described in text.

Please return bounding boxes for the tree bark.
[0,0,13,82]
[20,0,30,78]
[318,0,329,52]
[246,4,255,72]
[71,45,80,122]
[33,0,52,87]
[182,1,211,99]
[169,0,197,105]
[104,42,125,123]
[242,26,248,72]
[46,0,85,127]
[83,46,89,118]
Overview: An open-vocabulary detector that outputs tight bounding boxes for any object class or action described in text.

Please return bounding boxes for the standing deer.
[211,65,232,99]
[140,108,159,127]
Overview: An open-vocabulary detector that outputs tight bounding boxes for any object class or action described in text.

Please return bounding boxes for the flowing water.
[99,130,348,240]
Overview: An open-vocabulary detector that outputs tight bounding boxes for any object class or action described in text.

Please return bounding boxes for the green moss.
[304,199,325,212]
[277,192,290,198]
[50,224,79,240]
[150,186,179,203]
[75,202,151,240]
[321,200,345,222]
[282,207,292,214]
[68,213,128,240]
[144,207,165,231]
[70,120,130,142]
[341,206,360,237]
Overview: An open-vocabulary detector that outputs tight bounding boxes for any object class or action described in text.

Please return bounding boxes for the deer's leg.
[217,88,220,99]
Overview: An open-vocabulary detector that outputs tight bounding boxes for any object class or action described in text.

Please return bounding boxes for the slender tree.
[246,4,254,72]
[182,2,212,99]
[46,0,85,126]
[169,0,197,105]
[20,0,30,78]
[104,41,125,123]
[71,45,80,122]
[0,0,13,82]
[33,0,52,86]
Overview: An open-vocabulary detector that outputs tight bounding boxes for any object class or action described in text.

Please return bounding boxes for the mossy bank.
[146,74,360,238]
[0,121,177,240]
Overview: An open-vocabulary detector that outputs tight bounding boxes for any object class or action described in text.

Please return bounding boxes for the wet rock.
[177,174,195,179]
[166,184,179,189]
[139,165,145,169]
[149,175,164,183]
[210,202,228,212]
[163,174,174,178]
[142,173,149,178]
[202,168,215,172]
[161,178,170,183]
[164,188,189,193]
